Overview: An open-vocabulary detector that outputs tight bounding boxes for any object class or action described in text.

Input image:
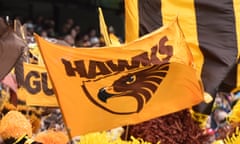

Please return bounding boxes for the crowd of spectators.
[16,16,122,47]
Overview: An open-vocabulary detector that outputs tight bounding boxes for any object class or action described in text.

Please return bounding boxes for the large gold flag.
[17,63,58,107]
[35,19,203,137]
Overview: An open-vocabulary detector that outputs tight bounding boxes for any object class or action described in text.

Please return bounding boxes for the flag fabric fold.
[0,18,25,81]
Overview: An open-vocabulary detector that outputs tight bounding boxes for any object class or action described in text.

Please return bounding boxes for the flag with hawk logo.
[35,18,203,137]
[125,0,240,114]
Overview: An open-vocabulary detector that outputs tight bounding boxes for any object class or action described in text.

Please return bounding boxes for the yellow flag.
[35,18,203,137]
[98,7,111,46]
[109,33,121,46]
[17,63,58,107]
[124,0,139,43]
[98,7,121,46]
[234,0,240,88]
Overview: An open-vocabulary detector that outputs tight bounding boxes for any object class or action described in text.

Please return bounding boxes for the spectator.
[63,34,75,46]
[77,34,91,47]
[88,28,100,47]
[34,16,44,35]
[40,30,48,38]
[59,18,75,37]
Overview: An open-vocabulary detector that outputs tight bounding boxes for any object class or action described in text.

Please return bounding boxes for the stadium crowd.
[1,15,240,144]
[15,16,122,47]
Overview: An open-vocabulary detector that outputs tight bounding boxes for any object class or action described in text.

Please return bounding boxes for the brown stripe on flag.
[138,0,162,36]
[137,0,239,115]
[193,0,238,114]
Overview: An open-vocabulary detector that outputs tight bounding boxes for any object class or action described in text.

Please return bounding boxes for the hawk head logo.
[82,63,169,115]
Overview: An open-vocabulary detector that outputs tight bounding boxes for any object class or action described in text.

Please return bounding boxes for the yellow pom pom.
[78,131,155,144]
[0,110,32,140]
[212,140,225,144]
[223,126,240,144]
[190,109,209,128]
[204,92,213,103]
[34,130,69,144]
[228,100,240,123]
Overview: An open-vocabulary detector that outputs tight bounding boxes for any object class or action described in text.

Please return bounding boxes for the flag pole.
[66,127,74,144]
[124,125,130,141]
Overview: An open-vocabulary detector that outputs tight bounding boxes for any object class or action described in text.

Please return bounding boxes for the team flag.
[35,19,203,137]
[125,0,240,114]
[17,63,58,107]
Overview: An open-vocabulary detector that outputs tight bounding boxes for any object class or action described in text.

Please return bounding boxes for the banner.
[125,0,240,114]
[18,63,58,107]
[35,19,203,137]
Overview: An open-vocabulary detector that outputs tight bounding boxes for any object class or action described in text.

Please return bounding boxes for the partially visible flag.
[125,0,240,114]
[98,7,121,46]
[109,33,121,46]
[124,0,139,43]
[14,19,27,43]
[35,18,203,137]
[98,7,111,46]
[17,63,58,107]
[0,17,25,81]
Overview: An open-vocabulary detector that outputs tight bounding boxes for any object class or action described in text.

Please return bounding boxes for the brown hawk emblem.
[82,63,169,115]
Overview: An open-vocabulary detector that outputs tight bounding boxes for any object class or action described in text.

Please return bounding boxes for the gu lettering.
[24,70,54,95]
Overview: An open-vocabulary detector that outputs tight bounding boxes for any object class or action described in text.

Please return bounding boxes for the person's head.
[70,28,77,38]
[40,30,48,38]
[64,35,74,46]
[66,18,74,26]
[213,108,228,128]
[25,20,35,36]
[82,34,89,41]
[90,37,100,47]
[89,28,97,37]
[108,25,115,33]
[74,25,80,34]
